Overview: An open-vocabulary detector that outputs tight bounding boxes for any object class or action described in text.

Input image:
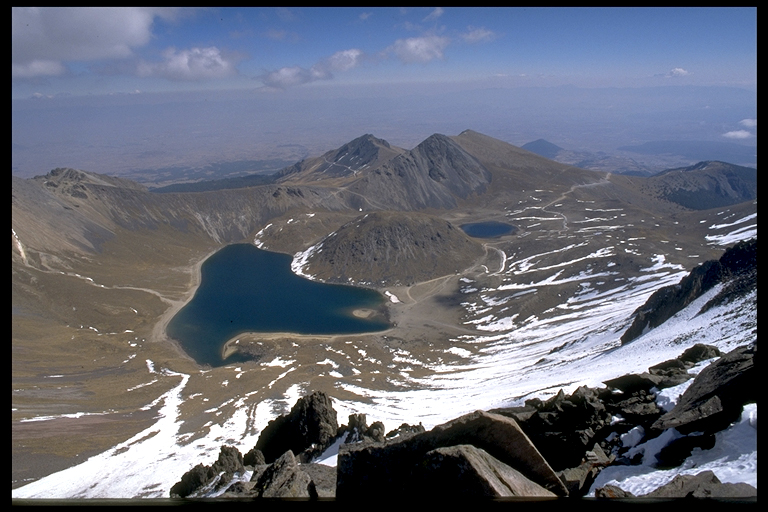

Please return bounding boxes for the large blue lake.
[166,243,390,367]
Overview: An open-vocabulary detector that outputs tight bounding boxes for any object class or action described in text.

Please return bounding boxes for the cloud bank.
[12,7,174,78]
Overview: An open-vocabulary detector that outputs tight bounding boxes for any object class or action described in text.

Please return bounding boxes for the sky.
[11,7,757,98]
[11,7,757,178]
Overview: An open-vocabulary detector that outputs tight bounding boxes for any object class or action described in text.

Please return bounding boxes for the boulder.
[251,450,317,498]
[557,443,612,497]
[337,410,568,498]
[300,463,337,498]
[594,484,635,498]
[254,391,338,463]
[169,463,216,498]
[652,343,756,434]
[418,444,556,497]
[169,445,245,498]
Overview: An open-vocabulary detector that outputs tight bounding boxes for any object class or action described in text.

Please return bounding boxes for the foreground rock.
[251,450,317,498]
[171,343,755,499]
[336,410,568,498]
[254,391,338,463]
[169,445,245,498]
[419,444,556,497]
[652,343,756,435]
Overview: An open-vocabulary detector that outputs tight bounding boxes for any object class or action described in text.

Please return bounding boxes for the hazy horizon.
[12,8,756,178]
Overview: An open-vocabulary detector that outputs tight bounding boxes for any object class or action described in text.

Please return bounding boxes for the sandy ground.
[12,242,494,491]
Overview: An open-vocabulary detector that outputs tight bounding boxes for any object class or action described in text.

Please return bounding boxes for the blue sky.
[11,8,757,178]
[12,7,756,98]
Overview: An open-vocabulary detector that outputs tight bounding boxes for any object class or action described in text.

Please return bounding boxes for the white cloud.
[359,12,372,21]
[667,67,690,77]
[423,8,444,22]
[260,48,364,89]
[138,47,238,81]
[12,7,177,78]
[722,130,754,139]
[387,35,450,64]
[739,118,757,128]
[261,66,315,89]
[12,59,65,79]
[461,26,496,43]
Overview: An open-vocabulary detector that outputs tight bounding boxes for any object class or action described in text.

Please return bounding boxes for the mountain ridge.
[11,129,757,498]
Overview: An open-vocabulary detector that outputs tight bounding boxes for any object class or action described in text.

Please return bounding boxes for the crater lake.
[460,221,517,238]
[166,243,391,367]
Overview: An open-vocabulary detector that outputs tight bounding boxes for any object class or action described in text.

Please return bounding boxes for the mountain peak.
[521,139,564,159]
[276,134,405,184]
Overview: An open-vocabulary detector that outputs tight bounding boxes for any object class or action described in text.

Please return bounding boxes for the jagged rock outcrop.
[491,386,614,472]
[251,450,317,498]
[296,211,485,286]
[622,239,757,344]
[169,445,245,498]
[254,391,338,463]
[652,343,756,434]
[596,470,757,499]
[342,414,386,443]
[336,410,568,498]
[386,422,426,439]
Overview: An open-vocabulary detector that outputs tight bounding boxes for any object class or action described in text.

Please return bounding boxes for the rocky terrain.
[169,339,756,499]
[12,130,756,499]
[291,211,486,286]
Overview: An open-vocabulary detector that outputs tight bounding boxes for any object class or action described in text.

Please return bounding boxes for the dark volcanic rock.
[642,470,757,498]
[622,240,756,344]
[243,447,266,467]
[652,343,756,434]
[254,391,338,463]
[621,260,725,344]
[418,444,556,497]
[251,450,317,499]
[342,413,386,443]
[557,443,612,497]
[386,422,426,439]
[495,386,614,472]
[169,463,216,498]
[337,410,568,498]
[169,445,245,498]
[594,484,636,498]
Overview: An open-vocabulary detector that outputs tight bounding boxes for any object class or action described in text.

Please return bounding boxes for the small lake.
[166,243,390,367]
[460,221,517,238]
